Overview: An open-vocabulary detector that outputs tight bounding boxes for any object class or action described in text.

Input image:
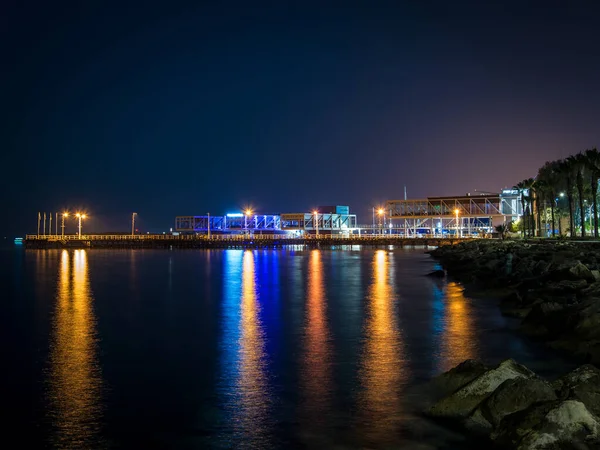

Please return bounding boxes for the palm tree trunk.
[550,192,556,237]
[592,174,599,238]
[567,178,575,237]
[535,193,542,237]
[577,183,585,238]
[520,197,526,238]
[558,211,563,236]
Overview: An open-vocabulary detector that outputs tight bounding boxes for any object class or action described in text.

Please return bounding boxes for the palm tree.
[569,153,587,237]
[584,148,600,238]
[537,161,560,236]
[495,223,509,240]
[534,179,547,237]
[514,179,529,237]
[533,179,548,237]
[557,158,576,237]
[514,178,536,237]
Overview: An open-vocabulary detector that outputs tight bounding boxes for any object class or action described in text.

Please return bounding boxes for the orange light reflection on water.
[438,281,477,372]
[48,249,103,447]
[300,250,332,443]
[358,250,406,445]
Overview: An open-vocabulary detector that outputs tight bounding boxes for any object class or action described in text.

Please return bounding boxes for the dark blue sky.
[2,1,600,235]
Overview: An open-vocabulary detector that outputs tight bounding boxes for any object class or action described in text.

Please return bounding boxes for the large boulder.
[429,359,490,399]
[519,302,572,338]
[553,365,600,417]
[429,359,535,420]
[569,262,596,283]
[492,400,600,450]
[582,281,600,296]
[465,376,557,434]
[571,299,600,340]
[549,260,596,284]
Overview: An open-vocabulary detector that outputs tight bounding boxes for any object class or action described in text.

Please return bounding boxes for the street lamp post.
[313,210,319,237]
[245,209,252,235]
[132,212,137,237]
[455,209,460,238]
[75,213,86,238]
[207,212,211,240]
[61,212,68,237]
[377,208,384,236]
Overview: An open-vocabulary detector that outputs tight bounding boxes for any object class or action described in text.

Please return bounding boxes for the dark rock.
[429,359,490,399]
[571,299,600,340]
[582,281,600,296]
[500,306,533,319]
[520,302,570,338]
[569,262,596,283]
[430,359,535,420]
[491,400,600,449]
[553,365,600,417]
[426,269,445,278]
[467,377,557,432]
[544,279,589,294]
[499,291,523,307]
[532,260,551,276]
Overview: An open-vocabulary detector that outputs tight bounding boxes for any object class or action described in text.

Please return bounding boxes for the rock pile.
[428,359,600,449]
[429,240,600,364]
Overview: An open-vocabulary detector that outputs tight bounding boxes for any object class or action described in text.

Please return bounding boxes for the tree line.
[514,148,600,238]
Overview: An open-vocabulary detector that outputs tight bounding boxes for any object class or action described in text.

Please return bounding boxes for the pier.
[24,234,473,249]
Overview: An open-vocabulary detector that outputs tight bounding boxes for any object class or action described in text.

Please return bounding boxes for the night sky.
[3,1,600,235]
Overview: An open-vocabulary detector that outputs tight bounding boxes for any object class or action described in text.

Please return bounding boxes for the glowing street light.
[61,212,68,237]
[377,208,384,235]
[455,209,460,238]
[75,213,87,238]
[313,210,319,237]
[244,209,253,233]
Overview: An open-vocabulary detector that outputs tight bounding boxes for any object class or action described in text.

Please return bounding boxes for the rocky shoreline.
[427,359,600,449]
[425,240,600,448]
[429,240,600,365]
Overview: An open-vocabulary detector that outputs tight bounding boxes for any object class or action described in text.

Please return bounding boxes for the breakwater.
[427,239,600,448]
[429,239,600,365]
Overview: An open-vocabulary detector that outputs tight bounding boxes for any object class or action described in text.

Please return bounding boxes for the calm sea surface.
[2,245,571,449]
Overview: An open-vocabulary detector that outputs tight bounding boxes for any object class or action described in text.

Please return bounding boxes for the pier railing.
[26,233,477,241]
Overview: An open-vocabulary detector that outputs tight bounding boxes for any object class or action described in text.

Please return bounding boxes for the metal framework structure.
[176,214,282,233]
[386,192,522,236]
[176,212,358,235]
[280,213,357,233]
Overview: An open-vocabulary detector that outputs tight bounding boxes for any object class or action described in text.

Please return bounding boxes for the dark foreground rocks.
[428,359,600,449]
[429,240,600,365]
